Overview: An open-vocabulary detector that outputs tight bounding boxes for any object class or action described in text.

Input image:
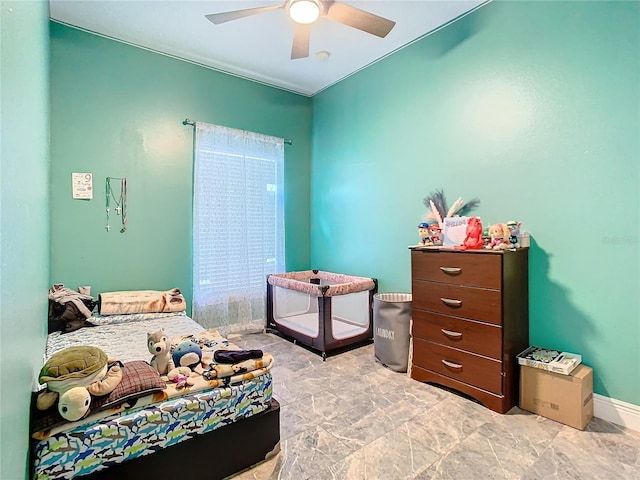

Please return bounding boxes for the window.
[193,122,285,334]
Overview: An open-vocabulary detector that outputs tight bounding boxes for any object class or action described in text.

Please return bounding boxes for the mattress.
[46,312,203,363]
[33,313,273,480]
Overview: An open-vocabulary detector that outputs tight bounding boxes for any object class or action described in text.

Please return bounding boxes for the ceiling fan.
[205,0,396,60]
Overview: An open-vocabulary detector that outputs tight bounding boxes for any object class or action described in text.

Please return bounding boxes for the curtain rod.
[183,118,292,145]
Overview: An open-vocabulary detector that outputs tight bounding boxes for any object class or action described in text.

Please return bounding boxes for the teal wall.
[0,1,50,479]
[8,13,636,480]
[50,22,312,308]
[311,1,639,405]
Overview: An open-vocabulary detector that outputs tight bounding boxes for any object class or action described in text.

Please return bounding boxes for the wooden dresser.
[409,247,529,413]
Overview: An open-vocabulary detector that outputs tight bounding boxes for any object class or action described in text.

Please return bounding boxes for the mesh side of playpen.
[271,285,371,339]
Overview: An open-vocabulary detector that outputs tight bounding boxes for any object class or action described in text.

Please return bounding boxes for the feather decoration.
[424,211,440,223]
[432,190,447,220]
[429,200,443,224]
[446,197,463,218]
[423,189,480,219]
[423,189,448,221]
[456,198,481,216]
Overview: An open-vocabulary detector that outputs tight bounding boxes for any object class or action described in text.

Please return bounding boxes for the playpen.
[266,270,377,359]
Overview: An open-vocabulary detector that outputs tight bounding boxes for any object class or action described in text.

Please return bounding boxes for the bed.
[31,306,280,480]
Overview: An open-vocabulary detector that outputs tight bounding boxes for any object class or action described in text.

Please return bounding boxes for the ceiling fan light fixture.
[289,0,321,24]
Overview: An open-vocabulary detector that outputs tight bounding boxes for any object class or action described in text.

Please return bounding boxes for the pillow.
[98,288,186,315]
[91,360,166,410]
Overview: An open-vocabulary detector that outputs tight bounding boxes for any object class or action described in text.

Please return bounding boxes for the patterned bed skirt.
[33,374,272,480]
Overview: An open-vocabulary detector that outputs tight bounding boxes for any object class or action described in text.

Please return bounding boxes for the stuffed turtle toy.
[37,346,122,421]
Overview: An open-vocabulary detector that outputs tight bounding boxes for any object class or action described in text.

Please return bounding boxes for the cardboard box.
[517,346,582,375]
[520,364,593,430]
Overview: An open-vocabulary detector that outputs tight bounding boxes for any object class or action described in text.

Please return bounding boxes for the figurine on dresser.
[507,221,522,248]
[486,223,512,250]
[462,217,484,250]
[428,223,443,246]
[418,222,431,246]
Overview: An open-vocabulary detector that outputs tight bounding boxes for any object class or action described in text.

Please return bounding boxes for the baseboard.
[594,394,640,432]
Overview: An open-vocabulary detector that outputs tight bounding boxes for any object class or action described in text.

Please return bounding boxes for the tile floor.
[229,331,640,480]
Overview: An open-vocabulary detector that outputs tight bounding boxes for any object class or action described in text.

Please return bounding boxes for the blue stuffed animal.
[172,341,203,373]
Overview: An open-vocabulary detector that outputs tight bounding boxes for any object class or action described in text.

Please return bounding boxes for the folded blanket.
[165,330,273,395]
[99,288,186,315]
[202,354,270,381]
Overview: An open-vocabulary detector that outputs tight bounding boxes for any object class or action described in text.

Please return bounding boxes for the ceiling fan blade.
[323,2,396,38]
[205,5,282,25]
[291,24,311,60]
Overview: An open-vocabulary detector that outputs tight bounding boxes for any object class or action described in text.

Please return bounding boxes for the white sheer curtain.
[193,122,285,335]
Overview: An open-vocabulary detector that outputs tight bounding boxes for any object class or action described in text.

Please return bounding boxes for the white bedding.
[46,312,204,363]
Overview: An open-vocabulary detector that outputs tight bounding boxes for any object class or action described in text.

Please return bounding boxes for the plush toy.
[37,346,122,421]
[482,227,491,248]
[417,222,430,245]
[486,223,512,250]
[166,366,196,389]
[172,341,204,374]
[147,329,175,375]
[462,217,483,250]
[507,220,522,248]
[427,223,443,246]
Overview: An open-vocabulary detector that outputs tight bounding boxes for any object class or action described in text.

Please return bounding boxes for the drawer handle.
[440,266,462,275]
[440,297,462,307]
[442,359,463,370]
[441,329,462,338]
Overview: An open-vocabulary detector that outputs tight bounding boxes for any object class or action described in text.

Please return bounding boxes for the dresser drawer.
[412,280,502,325]
[412,339,503,394]
[412,251,501,289]
[412,310,502,360]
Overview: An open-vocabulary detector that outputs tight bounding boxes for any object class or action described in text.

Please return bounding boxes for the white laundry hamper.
[373,293,412,373]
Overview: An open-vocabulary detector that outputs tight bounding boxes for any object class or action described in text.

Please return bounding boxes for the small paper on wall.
[72,172,93,199]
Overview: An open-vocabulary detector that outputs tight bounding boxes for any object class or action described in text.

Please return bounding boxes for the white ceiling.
[49,0,488,97]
